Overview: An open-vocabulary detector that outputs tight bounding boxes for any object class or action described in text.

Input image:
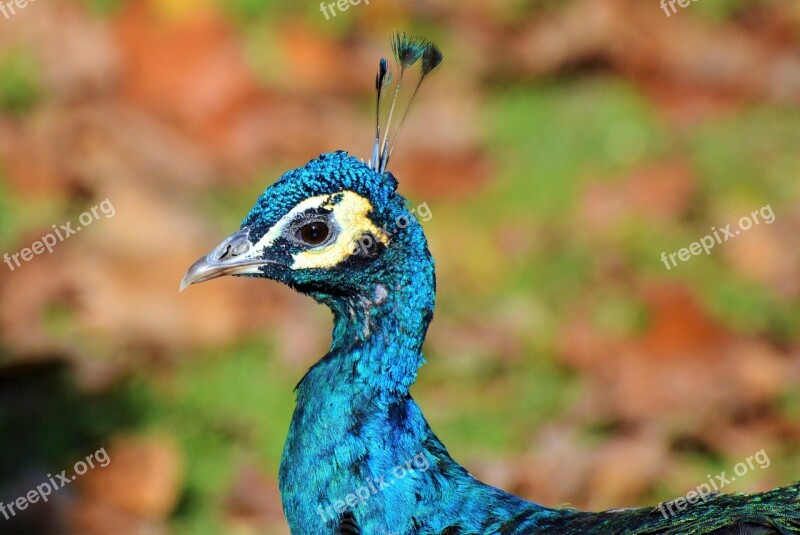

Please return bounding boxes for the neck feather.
[298,225,435,397]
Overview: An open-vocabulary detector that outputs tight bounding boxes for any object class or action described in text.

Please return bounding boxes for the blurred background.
[1,0,800,533]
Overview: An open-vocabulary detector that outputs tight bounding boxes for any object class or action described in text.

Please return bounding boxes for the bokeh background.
[1,0,800,533]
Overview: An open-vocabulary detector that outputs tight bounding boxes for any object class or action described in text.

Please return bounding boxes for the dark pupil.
[299,222,329,245]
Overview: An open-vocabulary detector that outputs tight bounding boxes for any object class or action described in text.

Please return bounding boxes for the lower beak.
[180,228,263,292]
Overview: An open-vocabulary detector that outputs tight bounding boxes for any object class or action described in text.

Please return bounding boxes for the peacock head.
[180,34,442,310]
[179,151,425,302]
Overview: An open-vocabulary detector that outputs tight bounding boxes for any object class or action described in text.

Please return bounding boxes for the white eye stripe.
[237,192,390,270]
[248,195,335,254]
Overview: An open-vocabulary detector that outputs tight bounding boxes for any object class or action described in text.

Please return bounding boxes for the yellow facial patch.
[290,191,390,270]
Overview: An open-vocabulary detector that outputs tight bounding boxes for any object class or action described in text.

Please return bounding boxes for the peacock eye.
[297,222,330,246]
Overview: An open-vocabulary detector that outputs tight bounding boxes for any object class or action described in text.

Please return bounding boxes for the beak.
[180,228,264,292]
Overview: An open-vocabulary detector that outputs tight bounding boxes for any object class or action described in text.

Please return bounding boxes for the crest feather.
[368,33,443,174]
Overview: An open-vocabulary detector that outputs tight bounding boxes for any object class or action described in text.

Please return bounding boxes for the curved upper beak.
[180,228,263,292]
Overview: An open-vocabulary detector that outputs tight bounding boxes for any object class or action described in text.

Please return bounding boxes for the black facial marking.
[338,512,360,534]
[348,233,386,263]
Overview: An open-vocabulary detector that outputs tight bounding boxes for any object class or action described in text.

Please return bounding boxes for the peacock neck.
[300,228,435,398]
[279,227,555,533]
[280,240,443,532]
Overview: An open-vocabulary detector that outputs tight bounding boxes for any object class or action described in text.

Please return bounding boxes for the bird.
[180,33,800,535]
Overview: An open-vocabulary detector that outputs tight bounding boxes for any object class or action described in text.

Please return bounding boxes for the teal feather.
[391,32,428,70]
[420,44,443,77]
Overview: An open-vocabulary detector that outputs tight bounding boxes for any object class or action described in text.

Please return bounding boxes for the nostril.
[217,244,233,260]
[214,233,251,262]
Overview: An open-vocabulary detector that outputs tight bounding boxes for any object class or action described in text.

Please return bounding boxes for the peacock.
[180,34,800,535]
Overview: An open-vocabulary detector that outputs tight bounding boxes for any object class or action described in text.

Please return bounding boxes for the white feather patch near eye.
[248,195,330,254]
[291,192,389,270]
